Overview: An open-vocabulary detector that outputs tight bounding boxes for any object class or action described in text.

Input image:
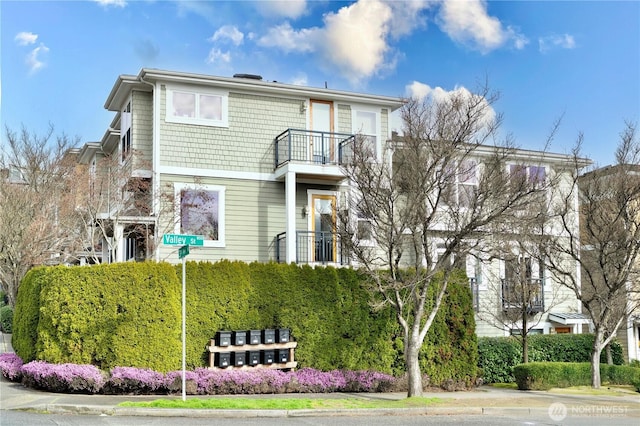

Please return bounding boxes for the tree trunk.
[606,345,613,365]
[405,337,423,397]
[591,334,603,388]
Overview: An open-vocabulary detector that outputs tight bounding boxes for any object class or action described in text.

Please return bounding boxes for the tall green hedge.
[14,262,181,372]
[13,260,477,385]
[420,270,479,386]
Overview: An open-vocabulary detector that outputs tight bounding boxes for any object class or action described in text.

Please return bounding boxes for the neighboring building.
[578,164,640,362]
[75,68,590,338]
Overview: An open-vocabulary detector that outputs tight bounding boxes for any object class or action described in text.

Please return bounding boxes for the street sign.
[163,234,204,246]
[178,245,189,259]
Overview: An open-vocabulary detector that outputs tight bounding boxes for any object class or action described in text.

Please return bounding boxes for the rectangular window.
[167,86,228,127]
[353,108,379,159]
[509,165,547,186]
[121,102,131,162]
[175,184,226,247]
[443,160,478,208]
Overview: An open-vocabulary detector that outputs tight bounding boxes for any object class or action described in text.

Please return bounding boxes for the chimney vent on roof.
[233,73,263,80]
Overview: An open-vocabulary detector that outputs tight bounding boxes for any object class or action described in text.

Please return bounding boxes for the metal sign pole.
[181,254,186,401]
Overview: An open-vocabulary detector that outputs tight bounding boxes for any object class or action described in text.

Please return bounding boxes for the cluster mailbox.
[209,328,296,370]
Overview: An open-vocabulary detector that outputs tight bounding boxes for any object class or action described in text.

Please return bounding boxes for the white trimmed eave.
[77,142,101,164]
[105,74,153,112]
[138,68,405,111]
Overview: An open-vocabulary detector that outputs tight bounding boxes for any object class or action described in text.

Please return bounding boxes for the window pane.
[357,219,373,241]
[460,160,477,184]
[355,111,376,135]
[180,189,219,240]
[200,94,222,120]
[529,166,546,184]
[173,92,196,117]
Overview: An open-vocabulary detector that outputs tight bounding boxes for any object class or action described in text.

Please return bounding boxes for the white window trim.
[351,105,381,162]
[174,183,226,247]
[166,85,229,128]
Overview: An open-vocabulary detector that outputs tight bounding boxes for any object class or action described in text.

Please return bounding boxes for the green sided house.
[73,68,593,340]
[75,68,403,265]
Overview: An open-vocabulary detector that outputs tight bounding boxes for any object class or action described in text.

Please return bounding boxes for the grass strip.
[119,396,443,410]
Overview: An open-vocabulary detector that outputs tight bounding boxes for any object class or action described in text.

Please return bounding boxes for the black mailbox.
[261,350,275,364]
[215,352,231,368]
[277,349,289,363]
[262,329,275,344]
[231,351,246,367]
[215,331,231,347]
[232,331,246,346]
[248,330,261,345]
[276,328,290,343]
[247,351,260,366]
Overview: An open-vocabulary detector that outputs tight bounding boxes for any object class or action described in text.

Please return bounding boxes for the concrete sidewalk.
[2,331,640,419]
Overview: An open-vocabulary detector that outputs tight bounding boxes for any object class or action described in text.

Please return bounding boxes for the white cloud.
[258,22,318,53]
[93,0,127,7]
[539,34,576,53]
[258,0,432,85]
[405,81,496,126]
[210,25,244,46]
[206,48,231,65]
[15,32,38,46]
[437,0,527,53]
[26,43,50,74]
[255,0,308,19]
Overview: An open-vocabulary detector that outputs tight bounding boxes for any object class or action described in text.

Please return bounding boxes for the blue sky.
[1,0,638,166]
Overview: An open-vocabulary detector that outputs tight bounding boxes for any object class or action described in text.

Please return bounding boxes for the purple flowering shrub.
[104,366,166,395]
[21,361,105,394]
[0,353,23,381]
[3,354,397,395]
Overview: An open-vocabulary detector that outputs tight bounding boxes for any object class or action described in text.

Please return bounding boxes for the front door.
[310,100,334,163]
[311,194,336,262]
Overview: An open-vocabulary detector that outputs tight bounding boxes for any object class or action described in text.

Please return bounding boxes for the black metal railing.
[274,129,356,168]
[501,278,544,313]
[275,230,347,265]
[469,277,479,312]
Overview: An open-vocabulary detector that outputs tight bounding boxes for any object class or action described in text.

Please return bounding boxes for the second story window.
[352,108,379,159]
[166,86,228,127]
[121,102,131,162]
[443,160,478,208]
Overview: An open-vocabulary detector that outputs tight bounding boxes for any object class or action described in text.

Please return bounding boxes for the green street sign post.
[162,234,203,401]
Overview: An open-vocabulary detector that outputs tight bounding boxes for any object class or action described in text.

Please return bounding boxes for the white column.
[115,224,124,263]
[285,171,297,263]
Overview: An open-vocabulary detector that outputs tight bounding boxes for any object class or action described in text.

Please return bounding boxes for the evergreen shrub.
[514,362,640,390]
[479,334,624,383]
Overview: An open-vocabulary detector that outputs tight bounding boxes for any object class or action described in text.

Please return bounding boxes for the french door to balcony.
[311,194,336,262]
[310,100,334,164]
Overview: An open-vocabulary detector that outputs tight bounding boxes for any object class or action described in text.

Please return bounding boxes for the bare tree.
[72,148,171,265]
[543,121,640,388]
[338,84,552,397]
[477,238,569,363]
[0,125,80,305]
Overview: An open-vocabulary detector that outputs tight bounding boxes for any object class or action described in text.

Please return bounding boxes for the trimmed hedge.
[420,270,479,388]
[13,260,478,386]
[0,305,13,333]
[14,263,181,372]
[479,334,624,383]
[514,362,640,390]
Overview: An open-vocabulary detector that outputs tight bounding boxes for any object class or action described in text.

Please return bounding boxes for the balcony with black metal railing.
[274,129,355,180]
[276,230,348,265]
[501,278,544,313]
